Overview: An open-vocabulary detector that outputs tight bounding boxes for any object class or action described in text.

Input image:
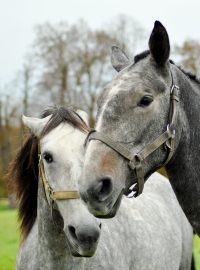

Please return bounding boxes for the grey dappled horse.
[80,21,200,235]
[9,107,193,269]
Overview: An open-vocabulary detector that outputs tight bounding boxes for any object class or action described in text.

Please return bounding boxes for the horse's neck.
[37,183,70,264]
[166,69,200,234]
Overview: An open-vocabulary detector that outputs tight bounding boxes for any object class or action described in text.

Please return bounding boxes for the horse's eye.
[138,95,153,107]
[43,152,53,163]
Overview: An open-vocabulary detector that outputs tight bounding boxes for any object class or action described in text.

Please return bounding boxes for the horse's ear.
[149,21,170,66]
[76,110,89,126]
[22,115,51,137]
[111,46,131,72]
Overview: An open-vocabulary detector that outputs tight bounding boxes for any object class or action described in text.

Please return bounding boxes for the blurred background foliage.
[1,14,200,269]
[0,14,199,200]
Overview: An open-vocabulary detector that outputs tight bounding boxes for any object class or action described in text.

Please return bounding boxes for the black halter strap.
[85,70,180,197]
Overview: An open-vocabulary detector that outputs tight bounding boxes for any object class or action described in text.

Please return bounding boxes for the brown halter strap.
[85,71,179,197]
[38,152,80,208]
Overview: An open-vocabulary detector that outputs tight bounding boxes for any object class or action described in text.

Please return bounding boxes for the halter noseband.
[38,152,80,209]
[85,70,179,197]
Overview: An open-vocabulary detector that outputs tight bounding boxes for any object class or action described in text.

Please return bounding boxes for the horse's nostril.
[99,223,102,229]
[68,225,77,241]
[94,177,113,202]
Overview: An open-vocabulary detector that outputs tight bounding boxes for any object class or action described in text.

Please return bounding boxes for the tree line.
[0,15,199,198]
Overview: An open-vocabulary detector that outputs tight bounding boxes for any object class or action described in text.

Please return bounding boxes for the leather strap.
[85,72,180,197]
[51,191,80,200]
[87,127,175,195]
[38,154,80,208]
[87,130,133,160]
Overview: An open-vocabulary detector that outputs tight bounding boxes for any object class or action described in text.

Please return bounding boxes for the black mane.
[134,50,150,64]
[8,106,89,241]
[134,50,200,85]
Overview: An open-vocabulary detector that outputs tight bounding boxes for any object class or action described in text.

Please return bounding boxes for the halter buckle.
[164,125,175,151]
[171,84,179,93]
[49,188,55,201]
[129,154,143,170]
[167,124,175,136]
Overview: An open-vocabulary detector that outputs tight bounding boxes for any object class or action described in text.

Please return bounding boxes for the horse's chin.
[71,248,97,257]
[91,189,124,219]
[67,236,98,257]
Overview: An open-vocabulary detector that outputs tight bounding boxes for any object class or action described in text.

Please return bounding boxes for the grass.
[194,235,200,269]
[0,199,200,269]
[0,199,19,270]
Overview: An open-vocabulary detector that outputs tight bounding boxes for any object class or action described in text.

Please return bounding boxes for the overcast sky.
[1,0,200,88]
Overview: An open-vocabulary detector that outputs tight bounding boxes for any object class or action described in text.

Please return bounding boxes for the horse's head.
[23,108,101,257]
[80,21,182,217]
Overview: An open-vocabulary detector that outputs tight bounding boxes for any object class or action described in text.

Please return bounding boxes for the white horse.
[9,107,193,270]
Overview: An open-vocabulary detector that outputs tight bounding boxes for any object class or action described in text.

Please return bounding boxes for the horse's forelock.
[40,107,89,138]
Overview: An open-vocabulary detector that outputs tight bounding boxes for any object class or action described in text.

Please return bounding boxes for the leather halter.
[38,152,80,209]
[85,70,179,197]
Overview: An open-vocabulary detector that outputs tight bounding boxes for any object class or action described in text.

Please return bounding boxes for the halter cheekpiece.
[85,69,180,197]
[38,151,80,209]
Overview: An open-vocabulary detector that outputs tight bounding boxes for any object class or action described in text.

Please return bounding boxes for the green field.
[0,199,200,270]
[0,200,19,270]
[194,235,200,269]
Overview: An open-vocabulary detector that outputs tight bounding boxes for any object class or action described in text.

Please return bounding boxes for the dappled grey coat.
[17,172,192,270]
